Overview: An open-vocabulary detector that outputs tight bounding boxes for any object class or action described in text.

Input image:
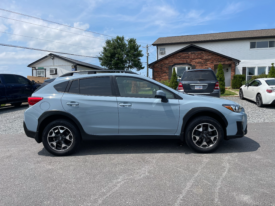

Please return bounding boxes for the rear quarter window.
[54,81,69,92]
[266,80,275,86]
[181,70,216,81]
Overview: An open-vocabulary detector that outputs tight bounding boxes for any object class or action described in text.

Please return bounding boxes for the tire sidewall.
[185,116,224,153]
[42,119,81,156]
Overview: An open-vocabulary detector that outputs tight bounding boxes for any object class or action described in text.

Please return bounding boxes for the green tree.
[169,68,178,89]
[98,36,144,71]
[268,63,275,78]
[216,64,225,94]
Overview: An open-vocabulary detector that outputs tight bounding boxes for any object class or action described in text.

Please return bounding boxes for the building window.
[247,67,255,80]
[258,67,266,75]
[173,65,192,81]
[37,70,45,77]
[250,41,275,49]
[159,48,165,55]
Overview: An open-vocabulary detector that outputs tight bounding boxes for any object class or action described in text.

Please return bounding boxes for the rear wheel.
[11,102,22,107]
[256,94,263,107]
[185,116,223,153]
[239,89,244,100]
[42,119,81,156]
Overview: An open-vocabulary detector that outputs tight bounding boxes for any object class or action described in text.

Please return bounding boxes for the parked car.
[0,74,40,107]
[177,69,220,97]
[239,78,275,107]
[24,70,247,156]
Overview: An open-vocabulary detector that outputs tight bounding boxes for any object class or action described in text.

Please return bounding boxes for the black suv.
[177,69,220,97]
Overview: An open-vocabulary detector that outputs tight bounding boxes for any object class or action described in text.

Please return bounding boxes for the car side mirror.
[155,90,168,103]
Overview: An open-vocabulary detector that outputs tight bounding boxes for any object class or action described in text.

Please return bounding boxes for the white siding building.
[28,53,104,78]
[151,29,275,84]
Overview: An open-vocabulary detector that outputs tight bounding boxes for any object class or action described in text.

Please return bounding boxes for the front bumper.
[23,121,40,143]
[226,121,247,140]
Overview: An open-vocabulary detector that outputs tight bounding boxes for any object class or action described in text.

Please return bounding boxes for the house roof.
[28,53,104,70]
[148,44,240,68]
[152,28,275,45]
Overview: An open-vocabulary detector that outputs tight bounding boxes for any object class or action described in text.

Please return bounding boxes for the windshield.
[181,70,216,81]
[265,79,275,86]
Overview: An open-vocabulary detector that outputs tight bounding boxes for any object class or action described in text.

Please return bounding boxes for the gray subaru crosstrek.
[177,69,220,97]
[24,70,247,156]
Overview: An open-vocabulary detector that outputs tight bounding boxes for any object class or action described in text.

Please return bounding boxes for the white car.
[239,78,275,107]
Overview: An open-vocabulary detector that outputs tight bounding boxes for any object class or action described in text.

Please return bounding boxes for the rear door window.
[79,77,112,96]
[68,80,79,94]
[181,70,216,81]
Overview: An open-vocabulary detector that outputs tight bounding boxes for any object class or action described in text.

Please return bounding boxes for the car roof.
[257,78,275,81]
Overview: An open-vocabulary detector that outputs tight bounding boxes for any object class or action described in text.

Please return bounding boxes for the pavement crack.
[174,158,209,206]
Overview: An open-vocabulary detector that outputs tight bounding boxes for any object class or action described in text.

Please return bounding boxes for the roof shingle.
[152,28,275,45]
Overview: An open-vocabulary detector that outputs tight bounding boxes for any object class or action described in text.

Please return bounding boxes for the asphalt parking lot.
[0,98,275,206]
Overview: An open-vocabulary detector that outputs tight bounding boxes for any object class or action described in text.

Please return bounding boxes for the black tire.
[256,94,263,107]
[239,89,244,100]
[185,116,224,153]
[11,102,22,107]
[42,119,81,156]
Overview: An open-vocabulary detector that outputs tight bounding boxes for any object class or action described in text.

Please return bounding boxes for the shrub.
[268,63,275,78]
[159,80,170,87]
[169,68,178,89]
[231,75,245,89]
[251,73,268,80]
[216,64,225,94]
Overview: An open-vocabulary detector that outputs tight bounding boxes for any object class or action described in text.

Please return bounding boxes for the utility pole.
[146,44,149,77]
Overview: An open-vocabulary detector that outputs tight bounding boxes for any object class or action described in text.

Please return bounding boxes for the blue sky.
[0,0,275,77]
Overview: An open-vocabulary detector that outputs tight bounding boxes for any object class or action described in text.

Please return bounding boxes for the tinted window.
[79,77,112,96]
[250,81,259,86]
[269,41,275,47]
[16,76,29,85]
[181,70,216,81]
[2,75,18,84]
[54,81,69,92]
[266,80,275,86]
[69,80,79,94]
[116,76,175,99]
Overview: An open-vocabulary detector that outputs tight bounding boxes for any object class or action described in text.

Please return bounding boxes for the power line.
[0,15,111,41]
[0,8,149,45]
[0,43,99,58]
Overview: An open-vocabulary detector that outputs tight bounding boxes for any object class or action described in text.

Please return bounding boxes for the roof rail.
[60,70,137,77]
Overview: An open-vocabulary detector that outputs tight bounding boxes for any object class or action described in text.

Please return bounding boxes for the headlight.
[223,104,243,113]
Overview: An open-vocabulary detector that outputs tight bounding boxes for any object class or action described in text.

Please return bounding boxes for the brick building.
[149,29,275,86]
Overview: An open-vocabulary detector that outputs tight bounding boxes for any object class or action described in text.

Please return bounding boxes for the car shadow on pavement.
[38,136,260,157]
[0,104,28,113]
[243,98,275,109]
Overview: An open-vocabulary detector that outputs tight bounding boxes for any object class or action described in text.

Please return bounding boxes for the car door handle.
[67,101,79,107]
[119,103,132,107]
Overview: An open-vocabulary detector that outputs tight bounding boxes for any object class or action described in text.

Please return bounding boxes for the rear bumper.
[226,121,247,140]
[177,90,220,97]
[23,121,40,143]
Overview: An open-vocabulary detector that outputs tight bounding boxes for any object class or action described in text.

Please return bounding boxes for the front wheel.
[239,89,244,100]
[42,119,81,156]
[185,116,224,153]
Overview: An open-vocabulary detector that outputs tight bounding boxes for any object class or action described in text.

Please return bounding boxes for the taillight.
[214,82,219,90]
[178,82,184,91]
[266,89,273,93]
[28,97,43,106]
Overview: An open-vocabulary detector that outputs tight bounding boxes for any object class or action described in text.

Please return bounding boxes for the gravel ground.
[221,96,275,123]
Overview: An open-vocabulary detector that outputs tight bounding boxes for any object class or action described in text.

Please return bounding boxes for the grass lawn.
[221,90,238,96]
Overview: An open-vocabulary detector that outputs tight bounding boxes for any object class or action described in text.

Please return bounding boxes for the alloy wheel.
[47,126,74,151]
[192,123,218,149]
